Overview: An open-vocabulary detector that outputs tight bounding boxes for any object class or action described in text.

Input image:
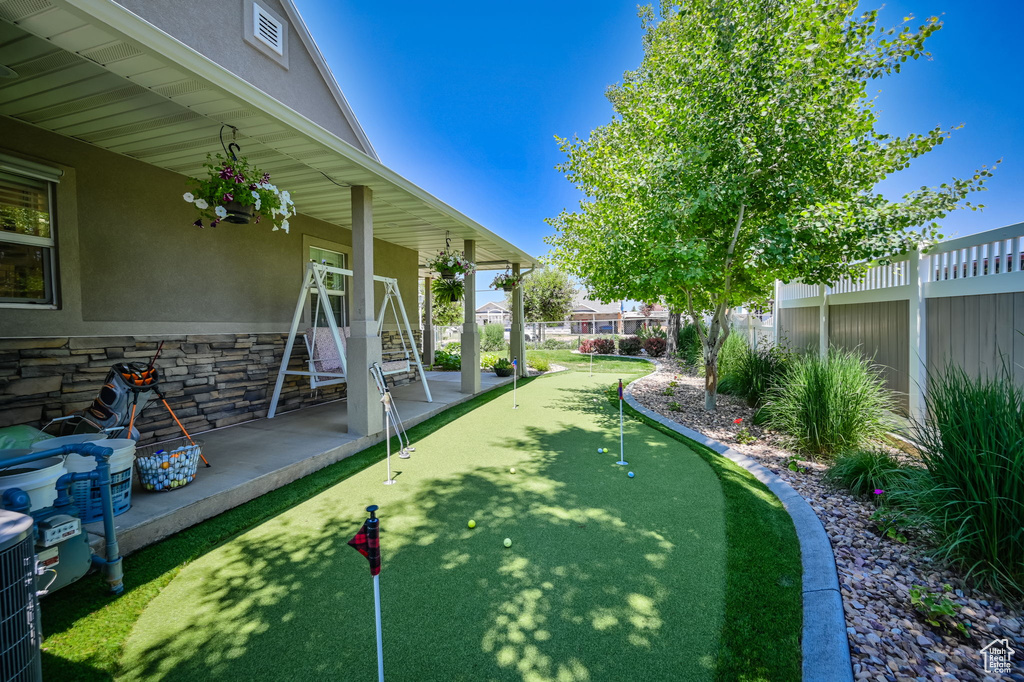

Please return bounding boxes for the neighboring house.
[570,293,623,334]
[622,304,669,333]
[0,0,534,441]
[475,301,510,326]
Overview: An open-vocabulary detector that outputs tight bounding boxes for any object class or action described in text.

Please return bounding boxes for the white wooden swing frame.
[267,261,431,419]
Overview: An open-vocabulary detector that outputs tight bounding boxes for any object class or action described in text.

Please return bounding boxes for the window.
[0,169,56,305]
[309,246,348,327]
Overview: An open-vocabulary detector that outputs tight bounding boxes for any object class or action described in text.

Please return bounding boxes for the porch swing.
[266,261,432,419]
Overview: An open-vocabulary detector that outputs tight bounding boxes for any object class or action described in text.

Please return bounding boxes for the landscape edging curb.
[621,369,854,682]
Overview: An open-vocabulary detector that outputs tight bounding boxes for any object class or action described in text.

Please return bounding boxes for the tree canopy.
[547,0,994,409]
[508,268,576,323]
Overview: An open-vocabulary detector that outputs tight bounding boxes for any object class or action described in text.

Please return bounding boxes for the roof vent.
[253,3,283,55]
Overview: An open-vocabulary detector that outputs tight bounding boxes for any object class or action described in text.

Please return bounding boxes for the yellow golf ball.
[503,538,512,548]
[509,467,516,474]
[468,520,476,529]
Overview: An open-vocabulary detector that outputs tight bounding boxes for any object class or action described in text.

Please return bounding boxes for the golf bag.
[48,362,160,439]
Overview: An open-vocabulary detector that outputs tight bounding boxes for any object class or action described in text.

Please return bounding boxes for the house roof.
[0,0,536,268]
[572,292,622,315]
[476,301,509,313]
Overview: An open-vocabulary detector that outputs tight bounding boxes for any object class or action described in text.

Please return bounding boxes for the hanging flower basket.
[491,271,522,292]
[426,249,475,280]
[223,200,253,224]
[183,153,295,232]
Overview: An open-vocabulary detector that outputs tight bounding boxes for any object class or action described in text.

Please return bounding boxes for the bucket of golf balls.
[135,438,202,492]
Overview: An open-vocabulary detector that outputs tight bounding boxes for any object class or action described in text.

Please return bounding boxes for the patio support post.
[510,263,525,376]
[461,240,481,394]
[348,185,384,437]
[423,275,435,367]
[907,249,927,421]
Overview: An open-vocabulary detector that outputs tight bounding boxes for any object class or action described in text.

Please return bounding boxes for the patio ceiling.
[0,0,537,269]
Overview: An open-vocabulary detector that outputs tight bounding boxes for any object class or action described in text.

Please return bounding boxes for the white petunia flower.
[183,192,194,203]
[272,225,279,231]
[254,198,261,211]
[194,199,208,210]
[251,190,260,199]
[281,219,290,234]
[281,190,290,203]
[214,205,228,218]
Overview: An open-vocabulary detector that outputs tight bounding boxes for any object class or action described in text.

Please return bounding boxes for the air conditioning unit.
[0,509,42,682]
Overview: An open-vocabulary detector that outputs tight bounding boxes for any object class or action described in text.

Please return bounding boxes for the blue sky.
[295,1,1023,305]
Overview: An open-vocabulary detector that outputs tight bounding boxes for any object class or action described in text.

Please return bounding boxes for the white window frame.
[308,246,349,327]
[0,163,59,310]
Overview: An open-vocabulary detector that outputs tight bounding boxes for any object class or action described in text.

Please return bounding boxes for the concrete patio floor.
[86,370,511,555]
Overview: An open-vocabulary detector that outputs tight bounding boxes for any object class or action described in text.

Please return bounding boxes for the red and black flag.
[349,505,381,576]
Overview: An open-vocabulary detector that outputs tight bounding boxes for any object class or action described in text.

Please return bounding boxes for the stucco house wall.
[0,119,419,338]
[112,0,374,157]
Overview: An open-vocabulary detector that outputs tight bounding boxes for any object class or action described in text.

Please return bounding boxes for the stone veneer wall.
[0,331,421,444]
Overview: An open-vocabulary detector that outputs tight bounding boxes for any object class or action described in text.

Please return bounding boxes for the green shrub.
[907,363,1024,599]
[480,323,506,352]
[480,353,500,369]
[434,349,461,370]
[764,349,895,457]
[824,448,914,498]
[677,321,704,366]
[443,341,461,354]
[636,324,667,341]
[538,338,575,350]
[528,356,550,372]
[618,335,643,355]
[721,343,792,407]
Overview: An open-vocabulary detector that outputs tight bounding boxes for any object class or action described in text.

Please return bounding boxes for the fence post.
[907,249,927,421]
[818,284,829,358]
[772,280,779,347]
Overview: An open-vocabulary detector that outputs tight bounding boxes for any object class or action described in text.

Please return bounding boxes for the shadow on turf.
[117,420,729,682]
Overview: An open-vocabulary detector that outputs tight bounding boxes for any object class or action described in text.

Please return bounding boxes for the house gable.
[112,0,377,159]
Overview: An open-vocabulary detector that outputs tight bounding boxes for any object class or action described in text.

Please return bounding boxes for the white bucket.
[0,454,67,512]
[30,433,103,452]
[63,438,136,475]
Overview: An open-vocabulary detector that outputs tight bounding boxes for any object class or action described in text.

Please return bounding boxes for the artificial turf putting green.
[118,371,729,681]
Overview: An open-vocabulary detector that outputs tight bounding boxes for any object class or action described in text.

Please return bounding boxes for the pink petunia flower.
[222,193,234,203]
[873,489,885,495]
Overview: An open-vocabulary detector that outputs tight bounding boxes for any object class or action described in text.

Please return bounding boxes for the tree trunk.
[666,310,681,356]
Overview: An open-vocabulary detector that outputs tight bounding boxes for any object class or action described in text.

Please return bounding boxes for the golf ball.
[503,538,512,548]
[468,520,476,529]
[509,467,516,474]
[628,471,635,478]
[597,447,602,453]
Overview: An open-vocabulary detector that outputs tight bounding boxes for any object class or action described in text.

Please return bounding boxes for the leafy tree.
[430,299,463,327]
[547,0,994,410]
[507,267,576,323]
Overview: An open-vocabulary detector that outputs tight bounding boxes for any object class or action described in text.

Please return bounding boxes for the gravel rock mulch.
[631,358,1023,682]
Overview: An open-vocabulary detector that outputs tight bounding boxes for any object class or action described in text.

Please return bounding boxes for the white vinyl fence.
[775,222,1024,419]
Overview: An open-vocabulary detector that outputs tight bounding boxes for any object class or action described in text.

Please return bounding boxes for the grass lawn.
[41,367,801,681]
[526,349,652,374]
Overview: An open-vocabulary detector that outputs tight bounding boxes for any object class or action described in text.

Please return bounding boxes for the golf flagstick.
[590,351,593,377]
[512,357,518,409]
[616,378,628,466]
[348,505,384,682]
[382,393,395,485]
